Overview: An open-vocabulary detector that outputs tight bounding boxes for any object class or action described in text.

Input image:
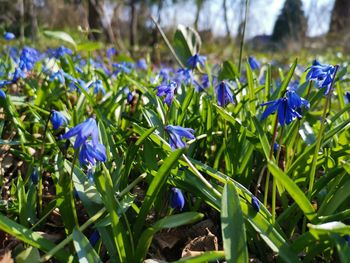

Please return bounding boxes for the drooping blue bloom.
[187,53,206,69]
[51,110,68,130]
[158,68,172,84]
[88,80,106,95]
[0,89,6,98]
[215,81,234,107]
[79,141,107,167]
[18,46,40,71]
[47,45,72,59]
[87,169,94,183]
[155,81,177,106]
[12,67,26,82]
[31,168,39,185]
[136,58,148,70]
[164,125,195,150]
[49,70,65,84]
[60,117,100,149]
[124,87,133,103]
[0,80,12,88]
[170,188,185,211]
[345,92,350,103]
[106,47,117,59]
[201,74,210,89]
[112,62,133,75]
[175,68,192,85]
[3,32,15,40]
[69,79,88,92]
[248,56,260,70]
[89,230,100,247]
[306,60,336,95]
[343,235,350,247]
[251,196,260,212]
[274,142,279,153]
[260,89,309,126]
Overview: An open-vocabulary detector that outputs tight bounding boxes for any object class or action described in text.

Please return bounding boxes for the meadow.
[0,26,349,263]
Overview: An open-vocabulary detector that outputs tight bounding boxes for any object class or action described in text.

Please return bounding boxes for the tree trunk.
[194,0,204,31]
[130,0,138,49]
[223,0,231,39]
[329,0,350,34]
[88,0,103,40]
[19,0,25,43]
[28,0,38,41]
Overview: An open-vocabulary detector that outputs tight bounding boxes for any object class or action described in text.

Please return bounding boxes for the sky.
[159,0,336,38]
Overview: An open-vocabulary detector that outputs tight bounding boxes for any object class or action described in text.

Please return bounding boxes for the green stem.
[40,207,107,262]
[272,126,284,223]
[307,65,339,200]
[238,0,249,73]
[182,154,221,198]
[263,114,279,206]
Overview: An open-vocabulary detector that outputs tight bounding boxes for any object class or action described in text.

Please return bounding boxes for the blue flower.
[4,32,15,40]
[69,79,88,92]
[49,70,65,84]
[106,47,117,59]
[343,235,350,247]
[0,80,12,88]
[248,56,260,70]
[31,168,39,185]
[47,45,72,59]
[89,230,100,247]
[201,74,210,89]
[251,196,260,212]
[170,188,185,210]
[124,88,133,103]
[51,110,68,130]
[136,59,148,70]
[165,125,195,150]
[187,53,206,69]
[306,60,336,95]
[112,62,133,75]
[345,92,350,103]
[12,67,26,82]
[79,141,106,167]
[18,46,40,71]
[175,68,192,85]
[155,81,177,106]
[215,81,234,107]
[60,117,100,149]
[88,80,106,95]
[0,89,6,98]
[261,89,309,126]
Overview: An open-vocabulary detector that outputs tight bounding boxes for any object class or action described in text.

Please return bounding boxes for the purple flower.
[106,47,117,59]
[165,125,195,150]
[47,45,72,59]
[88,80,106,95]
[306,60,336,95]
[3,32,15,40]
[112,62,133,75]
[170,188,185,210]
[60,117,99,149]
[248,56,260,70]
[251,196,260,212]
[79,141,106,167]
[187,53,206,69]
[215,81,234,107]
[51,110,68,130]
[155,81,177,106]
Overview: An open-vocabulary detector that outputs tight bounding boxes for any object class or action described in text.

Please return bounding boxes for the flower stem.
[182,154,221,198]
[263,114,279,206]
[307,65,339,200]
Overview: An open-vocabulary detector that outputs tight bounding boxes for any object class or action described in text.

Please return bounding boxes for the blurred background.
[0,0,349,55]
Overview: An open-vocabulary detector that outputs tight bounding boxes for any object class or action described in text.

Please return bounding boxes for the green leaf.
[73,228,103,263]
[133,148,185,237]
[246,61,256,114]
[308,221,350,236]
[173,24,201,66]
[43,30,77,49]
[15,246,40,263]
[0,214,72,262]
[267,161,316,222]
[221,181,248,263]
[134,212,204,262]
[218,61,239,81]
[172,251,225,263]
